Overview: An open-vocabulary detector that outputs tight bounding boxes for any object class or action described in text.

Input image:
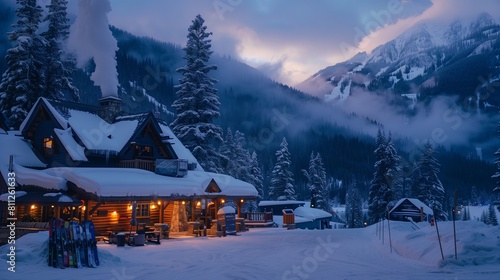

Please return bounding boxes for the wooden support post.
[453,190,458,260]
[435,215,444,261]
[387,208,392,253]
[237,199,244,218]
[55,206,61,219]
[84,200,89,220]
[160,200,164,224]
[191,200,196,221]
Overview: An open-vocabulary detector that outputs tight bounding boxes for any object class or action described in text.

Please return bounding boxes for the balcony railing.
[119,159,155,172]
[244,212,273,223]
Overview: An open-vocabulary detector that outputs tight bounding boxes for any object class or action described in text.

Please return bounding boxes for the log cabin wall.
[88,201,167,234]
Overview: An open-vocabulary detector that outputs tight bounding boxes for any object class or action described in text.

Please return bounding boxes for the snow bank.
[1,220,500,279]
[293,206,332,220]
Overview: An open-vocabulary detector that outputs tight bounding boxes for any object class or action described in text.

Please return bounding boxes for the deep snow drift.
[1,217,499,280]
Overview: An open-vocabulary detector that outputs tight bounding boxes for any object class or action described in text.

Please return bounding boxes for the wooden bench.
[108,231,161,245]
[16,222,49,231]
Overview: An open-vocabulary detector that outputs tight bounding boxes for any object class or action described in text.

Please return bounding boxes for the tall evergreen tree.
[488,204,498,226]
[220,127,236,175]
[233,130,252,180]
[249,151,264,199]
[171,14,223,173]
[493,122,500,205]
[345,180,363,228]
[368,128,392,223]
[385,133,403,201]
[0,0,45,128]
[242,151,264,212]
[269,137,296,201]
[303,152,329,211]
[42,0,78,101]
[470,185,479,206]
[414,140,445,217]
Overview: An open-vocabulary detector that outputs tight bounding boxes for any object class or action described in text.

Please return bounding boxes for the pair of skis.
[48,219,99,268]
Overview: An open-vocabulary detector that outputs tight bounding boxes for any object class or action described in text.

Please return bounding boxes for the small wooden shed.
[389,198,433,222]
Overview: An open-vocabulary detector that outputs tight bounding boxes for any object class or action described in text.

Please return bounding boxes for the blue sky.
[6,0,500,85]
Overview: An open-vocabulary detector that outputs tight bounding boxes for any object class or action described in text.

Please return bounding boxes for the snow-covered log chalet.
[389,198,433,223]
[0,97,257,236]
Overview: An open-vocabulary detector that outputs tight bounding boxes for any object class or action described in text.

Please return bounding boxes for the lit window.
[135,145,153,157]
[137,203,150,217]
[43,137,53,156]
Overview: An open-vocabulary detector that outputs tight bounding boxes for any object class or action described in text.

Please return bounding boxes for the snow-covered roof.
[67,109,137,152]
[19,98,68,132]
[159,124,203,171]
[217,206,236,215]
[10,166,257,198]
[293,206,332,220]
[0,132,46,184]
[258,200,307,207]
[390,198,433,215]
[14,164,66,190]
[0,191,26,201]
[54,128,88,161]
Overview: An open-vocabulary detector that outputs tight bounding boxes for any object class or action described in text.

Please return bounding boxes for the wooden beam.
[89,202,102,216]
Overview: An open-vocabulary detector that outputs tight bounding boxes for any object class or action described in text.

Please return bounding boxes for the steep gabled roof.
[390,198,433,215]
[118,112,176,158]
[20,98,68,135]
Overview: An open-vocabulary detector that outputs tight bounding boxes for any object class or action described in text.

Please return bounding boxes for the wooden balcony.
[244,211,274,227]
[119,159,155,172]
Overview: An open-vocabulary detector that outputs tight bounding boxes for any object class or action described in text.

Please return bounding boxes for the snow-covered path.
[1,221,499,279]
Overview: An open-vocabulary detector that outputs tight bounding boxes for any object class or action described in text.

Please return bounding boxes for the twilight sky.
[7,0,500,85]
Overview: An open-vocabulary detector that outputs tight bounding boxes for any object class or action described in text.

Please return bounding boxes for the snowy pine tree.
[233,130,252,180]
[470,185,479,206]
[492,122,500,205]
[302,152,329,211]
[414,140,445,218]
[42,0,79,101]
[268,137,296,201]
[220,128,252,181]
[488,204,498,226]
[220,127,236,175]
[171,14,223,173]
[368,128,392,223]
[249,151,264,199]
[345,180,363,228]
[385,133,403,201]
[481,210,490,225]
[242,151,264,212]
[0,0,46,129]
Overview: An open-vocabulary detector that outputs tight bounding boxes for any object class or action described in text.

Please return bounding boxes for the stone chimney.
[98,96,122,123]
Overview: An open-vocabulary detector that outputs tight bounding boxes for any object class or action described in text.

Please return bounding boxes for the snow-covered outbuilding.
[0,97,258,235]
[389,198,433,223]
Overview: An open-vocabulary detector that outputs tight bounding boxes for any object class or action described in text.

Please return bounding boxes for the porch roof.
[0,191,81,206]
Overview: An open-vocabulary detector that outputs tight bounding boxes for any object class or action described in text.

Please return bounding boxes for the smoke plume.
[68,0,119,97]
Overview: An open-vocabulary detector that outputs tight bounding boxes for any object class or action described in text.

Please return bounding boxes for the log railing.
[244,212,273,223]
[119,159,155,172]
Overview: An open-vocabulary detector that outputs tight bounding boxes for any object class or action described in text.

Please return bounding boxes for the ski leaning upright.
[70,221,82,268]
[82,220,99,267]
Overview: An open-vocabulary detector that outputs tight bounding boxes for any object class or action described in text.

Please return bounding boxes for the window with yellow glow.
[137,203,150,217]
[43,137,53,156]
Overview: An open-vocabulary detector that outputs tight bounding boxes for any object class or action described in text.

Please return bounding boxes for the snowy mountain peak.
[470,12,496,33]
[347,51,368,64]
[298,12,500,106]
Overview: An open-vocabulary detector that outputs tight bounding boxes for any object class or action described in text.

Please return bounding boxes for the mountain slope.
[298,12,500,111]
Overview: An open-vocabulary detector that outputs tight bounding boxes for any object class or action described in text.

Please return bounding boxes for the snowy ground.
[1,218,499,280]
